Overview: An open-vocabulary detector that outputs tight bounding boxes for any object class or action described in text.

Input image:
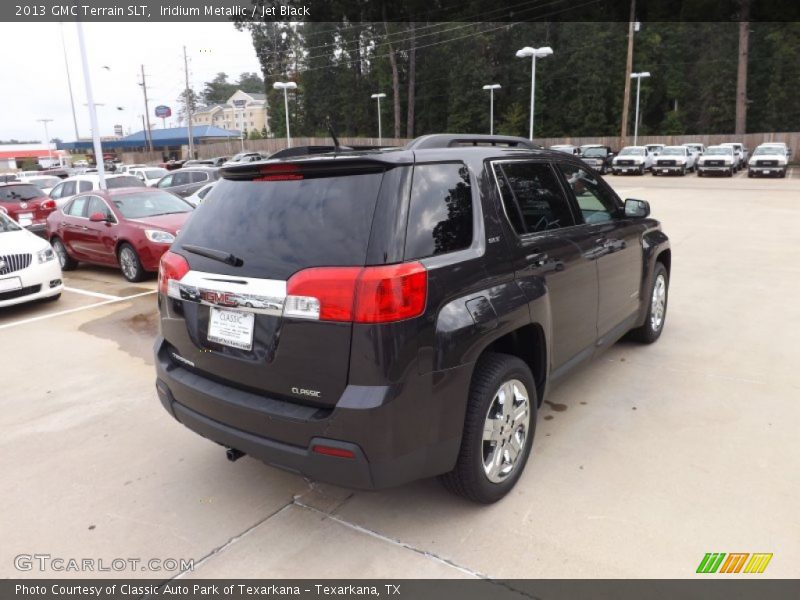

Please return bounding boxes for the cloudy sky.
[0,22,261,142]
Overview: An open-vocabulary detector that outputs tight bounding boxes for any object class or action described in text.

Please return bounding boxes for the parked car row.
[607,140,791,177]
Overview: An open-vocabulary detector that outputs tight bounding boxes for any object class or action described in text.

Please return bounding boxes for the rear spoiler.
[220,157,404,181]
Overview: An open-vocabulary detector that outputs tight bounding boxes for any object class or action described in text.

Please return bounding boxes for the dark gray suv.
[154,134,671,503]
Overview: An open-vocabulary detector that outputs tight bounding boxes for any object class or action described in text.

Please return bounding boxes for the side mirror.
[89,212,108,223]
[624,198,650,218]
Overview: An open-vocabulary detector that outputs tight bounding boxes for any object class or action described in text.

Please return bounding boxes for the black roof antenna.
[326,117,341,152]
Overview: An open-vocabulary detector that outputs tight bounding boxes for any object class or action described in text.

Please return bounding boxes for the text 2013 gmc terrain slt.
[154,134,671,503]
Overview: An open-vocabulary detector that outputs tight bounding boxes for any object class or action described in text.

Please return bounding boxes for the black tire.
[652,169,658,176]
[639,165,645,175]
[117,242,146,282]
[51,237,77,271]
[747,170,754,178]
[680,166,686,176]
[628,262,669,344]
[727,169,733,177]
[780,169,787,178]
[440,353,537,504]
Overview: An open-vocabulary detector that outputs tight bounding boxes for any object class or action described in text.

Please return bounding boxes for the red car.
[46,187,194,282]
[0,182,57,235]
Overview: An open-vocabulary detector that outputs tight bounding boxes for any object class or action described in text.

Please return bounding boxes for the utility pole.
[735,0,751,135]
[139,65,154,153]
[59,24,80,141]
[183,46,195,159]
[620,0,636,143]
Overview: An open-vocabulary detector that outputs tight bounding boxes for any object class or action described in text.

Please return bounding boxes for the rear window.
[107,176,145,189]
[177,171,385,280]
[404,163,473,260]
[0,185,42,202]
[112,191,193,219]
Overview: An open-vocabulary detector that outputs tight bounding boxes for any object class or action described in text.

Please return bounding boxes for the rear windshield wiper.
[182,244,243,267]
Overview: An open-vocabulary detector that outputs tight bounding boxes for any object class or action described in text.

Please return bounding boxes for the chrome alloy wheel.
[650,273,667,332]
[119,247,138,280]
[482,379,530,483]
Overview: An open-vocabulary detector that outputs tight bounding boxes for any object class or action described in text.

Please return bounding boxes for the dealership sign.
[155,105,172,118]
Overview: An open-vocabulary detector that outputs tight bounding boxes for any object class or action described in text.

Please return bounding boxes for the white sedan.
[0,211,63,307]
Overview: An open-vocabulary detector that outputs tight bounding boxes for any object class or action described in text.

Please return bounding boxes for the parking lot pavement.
[2,173,799,580]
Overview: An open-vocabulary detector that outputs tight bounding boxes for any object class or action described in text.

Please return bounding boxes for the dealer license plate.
[0,277,22,292]
[762,170,770,175]
[208,306,254,350]
[17,212,33,226]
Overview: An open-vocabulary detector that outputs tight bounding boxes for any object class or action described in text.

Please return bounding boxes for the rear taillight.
[285,262,427,324]
[41,200,56,211]
[158,251,190,296]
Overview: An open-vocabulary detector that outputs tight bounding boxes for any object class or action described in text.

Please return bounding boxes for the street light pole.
[75,21,106,190]
[36,119,54,163]
[631,71,650,145]
[516,46,553,140]
[371,93,386,145]
[482,85,501,135]
[273,82,297,147]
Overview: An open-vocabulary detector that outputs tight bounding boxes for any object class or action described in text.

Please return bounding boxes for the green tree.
[201,73,236,105]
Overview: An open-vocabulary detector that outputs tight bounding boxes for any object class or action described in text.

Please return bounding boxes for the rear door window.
[190,171,209,183]
[404,162,473,260]
[79,181,93,192]
[62,181,76,196]
[492,161,575,235]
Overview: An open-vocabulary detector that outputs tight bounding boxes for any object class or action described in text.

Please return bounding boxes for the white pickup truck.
[748,144,789,178]
[652,146,696,175]
[696,145,736,177]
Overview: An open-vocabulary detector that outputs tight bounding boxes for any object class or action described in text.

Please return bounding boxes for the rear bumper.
[154,336,470,489]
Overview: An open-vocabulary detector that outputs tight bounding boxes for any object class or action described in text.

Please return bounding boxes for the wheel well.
[115,239,131,257]
[481,324,547,403]
[656,248,671,274]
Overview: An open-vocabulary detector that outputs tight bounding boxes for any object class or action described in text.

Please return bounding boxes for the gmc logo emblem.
[201,290,236,307]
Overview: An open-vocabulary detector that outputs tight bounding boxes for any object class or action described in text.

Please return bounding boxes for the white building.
[191,90,269,136]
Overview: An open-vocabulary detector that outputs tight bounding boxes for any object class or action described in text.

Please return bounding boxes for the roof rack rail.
[405,134,542,150]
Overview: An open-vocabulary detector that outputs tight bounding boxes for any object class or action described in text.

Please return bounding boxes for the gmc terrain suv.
[154,134,671,503]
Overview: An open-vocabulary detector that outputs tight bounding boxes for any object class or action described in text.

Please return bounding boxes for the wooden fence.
[119,132,798,165]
